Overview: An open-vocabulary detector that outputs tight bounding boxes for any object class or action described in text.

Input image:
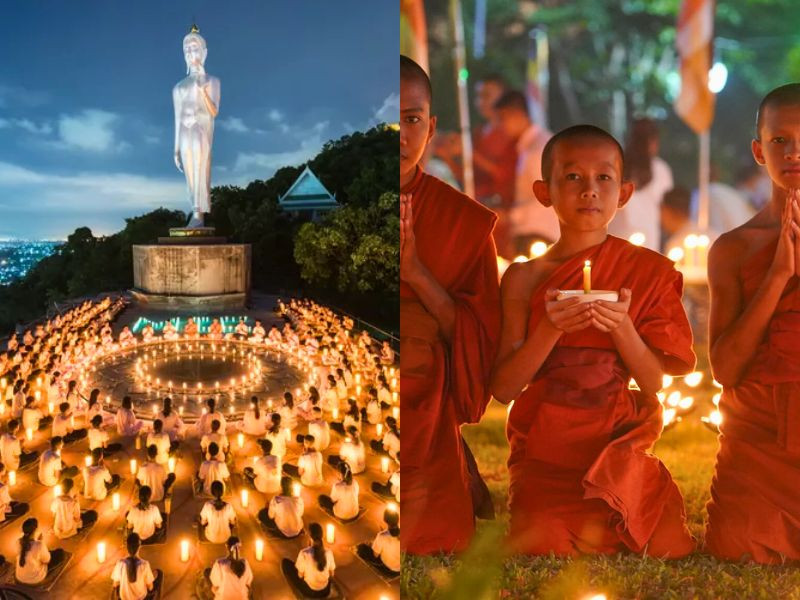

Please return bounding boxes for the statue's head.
[183,25,207,74]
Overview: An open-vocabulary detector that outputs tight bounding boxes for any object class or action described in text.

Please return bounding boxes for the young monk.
[400,55,501,554]
[705,83,800,562]
[491,124,696,557]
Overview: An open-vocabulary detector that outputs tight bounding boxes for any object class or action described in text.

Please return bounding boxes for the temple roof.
[278,165,338,211]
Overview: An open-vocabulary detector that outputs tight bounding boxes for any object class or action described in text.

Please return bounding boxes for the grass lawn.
[402,397,800,599]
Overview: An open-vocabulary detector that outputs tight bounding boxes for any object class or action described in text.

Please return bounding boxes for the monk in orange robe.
[705,84,800,563]
[400,55,501,554]
[491,125,696,557]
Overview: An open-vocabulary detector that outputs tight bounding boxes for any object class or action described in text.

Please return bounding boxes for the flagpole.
[698,130,710,231]
[450,0,475,199]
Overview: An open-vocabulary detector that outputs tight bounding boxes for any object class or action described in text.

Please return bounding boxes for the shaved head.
[541,124,624,181]
[401,55,432,103]
[756,83,800,138]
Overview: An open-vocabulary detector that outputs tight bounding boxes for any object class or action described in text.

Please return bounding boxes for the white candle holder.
[556,290,619,303]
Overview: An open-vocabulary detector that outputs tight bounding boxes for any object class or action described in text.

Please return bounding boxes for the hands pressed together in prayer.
[400,194,421,281]
[771,188,800,281]
[544,288,633,335]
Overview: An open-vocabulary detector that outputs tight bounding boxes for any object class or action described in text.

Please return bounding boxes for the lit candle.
[326,523,335,544]
[84,455,92,467]
[356,385,361,396]
[168,457,176,474]
[237,433,244,449]
[25,428,33,441]
[54,484,62,498]
[241,489,249,508]
[387,501,398,513]
[392,406,399,419]
[135,435,141,450]
[292,482,301,497]
[8,470,15,486]
[129,459,137,475]
[284,428,291,442]
[255,538,264,561]
[47,402,54,414]
[376,424,383,437]
[583,260,591,294]
[112,492,120,511]
[180,539,190,562]
[392,391,398,403]
[355,373,361,385]
[96,541,106,563]
[381,456,390,473]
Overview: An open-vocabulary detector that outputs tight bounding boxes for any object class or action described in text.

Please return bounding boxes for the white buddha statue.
[173,25,221,228]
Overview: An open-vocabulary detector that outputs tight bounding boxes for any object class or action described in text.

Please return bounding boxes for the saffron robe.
[400,168,501,554]
[506,235,696,556]
[706,240,800,562]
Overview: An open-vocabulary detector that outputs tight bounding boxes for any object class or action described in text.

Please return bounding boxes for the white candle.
[130,459,137,475]
[25,428,33,441]
[292,482,301,497]
[255,538,264,561]
[112,492,120,511]
[96,541,106,563]
[8,470,16,486]
[54,484,62,498]
[387,501,398,513]
[332,407,339,420]
[381,456,390,473]
[376,424,383,437]
[392,406,399,419]
[241,489,249,508]
[237,433,244,449]
[84,455,92,467]
[180,539,190,562]
[326,523,335,544]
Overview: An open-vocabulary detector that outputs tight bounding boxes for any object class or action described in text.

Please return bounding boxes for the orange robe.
[506,235,696,556]
[706,240,800,562]
[400,167,501,554]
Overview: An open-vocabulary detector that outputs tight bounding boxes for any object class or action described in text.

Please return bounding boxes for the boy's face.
[533,138,633,232]
[400,78,436,184]
[497,107,529,140]
[753,103,800,190]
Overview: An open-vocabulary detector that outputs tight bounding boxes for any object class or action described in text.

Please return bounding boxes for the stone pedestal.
[132,243,251,309]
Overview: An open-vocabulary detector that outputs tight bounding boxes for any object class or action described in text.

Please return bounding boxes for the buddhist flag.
[674,0,715,133]
[401,0,429,74]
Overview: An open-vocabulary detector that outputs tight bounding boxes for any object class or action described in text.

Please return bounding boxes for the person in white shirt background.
[196,442,230,496]
[111,533,162,600]
[242,439,281,494]
[156,397,185,443]
[258,476,304,539]
[136,445,176,502]
[356,508,400,576]
[2,419,38,470]
[204,535,253,600]
[280,522,335,598]
[38,436,79,487]
[609,117,673,251]
[83,448,121,501]
[318,462,359,521]
[199,480,236,544]
[88,415,123,455]
[51,478,97,539]
[15,517,66,585]
[239,396,267,436]
[115,396,143,437]
[125,485,164,545]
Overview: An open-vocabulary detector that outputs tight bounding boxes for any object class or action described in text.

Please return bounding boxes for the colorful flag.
[674,0,715,133]
[401,0,429,74]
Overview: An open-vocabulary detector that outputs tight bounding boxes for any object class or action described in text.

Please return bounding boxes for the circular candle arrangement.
[84,338,310,419]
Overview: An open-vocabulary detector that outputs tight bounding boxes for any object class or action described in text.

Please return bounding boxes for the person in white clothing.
[306,407,330,451]
[146,420,172,465]
[136,445,176,502]
[0,461,28,523]
[356,508,400,575]
[115,397,143,437]
[370,416,400,460]
[495,90,558,250]
[88,415,122,455]
[196,443,230,496]
[242,439,281,494]
[1,419,38,470]
[125,486,165,544]
[197,398,227,436]
[50,478,97,539]
[205,536,253,600]
[83,448,121,501]
[239,396,267,436]
[281,522,335,598]
[264,413,286,459]
[328,426,366,474]
[318,462,360,521]
[111,533,163,600]
[38,437,79,486]
[199,481,236,544]
[200,419,228,460]
[15,518,67,585]
[258,476,304,538]
[157,397,185,442]
[51,403,86,444]
[279,392,298,431]
[248,320,266,344]
[609,118,673,250]
[283,435,324,487]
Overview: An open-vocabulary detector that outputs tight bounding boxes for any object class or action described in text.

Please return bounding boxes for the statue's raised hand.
[174,151,183,173]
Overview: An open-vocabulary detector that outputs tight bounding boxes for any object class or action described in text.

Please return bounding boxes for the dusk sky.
[0,2,398,239]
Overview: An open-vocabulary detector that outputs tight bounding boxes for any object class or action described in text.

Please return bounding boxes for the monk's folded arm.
[708,238,787,386]
[610,315,664,396]
[405,258,457,343]
[490,318,561,403]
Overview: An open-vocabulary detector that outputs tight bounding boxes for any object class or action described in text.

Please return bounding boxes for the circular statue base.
[132,242,251,310]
